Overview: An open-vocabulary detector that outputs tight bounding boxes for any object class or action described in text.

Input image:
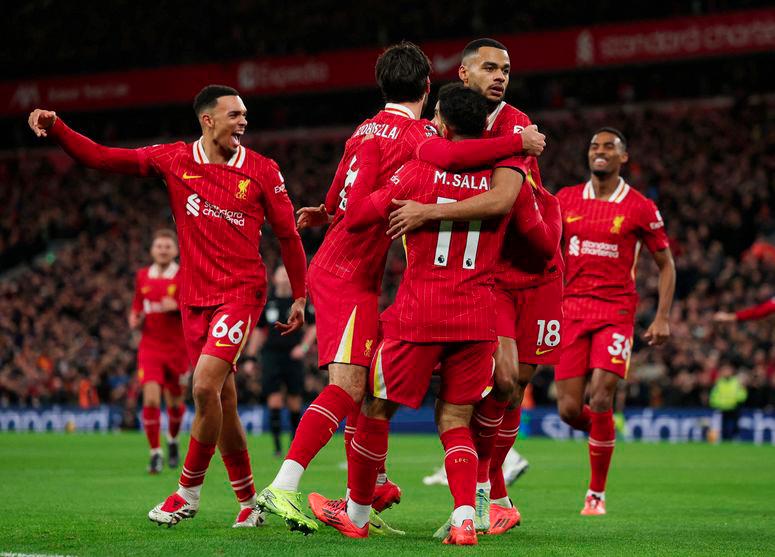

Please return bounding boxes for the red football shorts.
[308,264,379,369]
[495,277,563,365]
[137,347,190,397]
[181,302,263,370]
[369,338,496,409]
[554,319,634,380]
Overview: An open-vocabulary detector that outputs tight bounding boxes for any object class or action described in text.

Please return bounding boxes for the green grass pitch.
[1,433,773,556]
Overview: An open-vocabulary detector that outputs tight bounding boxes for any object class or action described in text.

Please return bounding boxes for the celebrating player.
[387,38,563,534]
[129,229,189,474]
[258,41,542,535]
[555,127,675,515]
[309,83,519,545]
[714,298,775,322]
[28,84,308,528]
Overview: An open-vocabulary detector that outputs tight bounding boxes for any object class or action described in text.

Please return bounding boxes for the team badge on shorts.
[364,339,374,358]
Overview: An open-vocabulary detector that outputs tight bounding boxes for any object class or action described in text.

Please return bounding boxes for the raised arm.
[715,298,775,322]
[416,124,545,170]
[29,110,152,176]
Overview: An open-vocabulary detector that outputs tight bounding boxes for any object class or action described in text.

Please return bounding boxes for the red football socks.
[179,436,216,488]
[286,384,355,468]
[489,406,521,500]
[142,406,161,450]
[167,403,185,440]
[344,405,360,463]
[348,416,389,506]
[567,404,593,433]
[441,427,478,509]
[222,448,255,504]
[588,409,616,493]
[471,395,508,482]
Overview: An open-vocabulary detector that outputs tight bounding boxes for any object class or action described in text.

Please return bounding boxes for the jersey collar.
[486,102,506,131]
[384,103,417,120]
[583,177,630,203]
[192,137,246,168]
[148,262,179,279]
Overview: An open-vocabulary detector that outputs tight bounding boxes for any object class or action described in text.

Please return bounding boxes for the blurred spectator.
[709,364,748,440]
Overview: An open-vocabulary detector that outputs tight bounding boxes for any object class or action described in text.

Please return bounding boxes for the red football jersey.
[311,104,437,291]
[131,263,186,354]
[365,160,505,342]
[486,102,564,290]
[557,179,670,323]
[135,140,302,306]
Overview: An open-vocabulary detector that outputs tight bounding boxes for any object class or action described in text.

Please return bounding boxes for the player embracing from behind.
[261,41,543,535]
[28,84,308,528]
[555,128,675,515]
[129,228,190,474]
[309,82,517,545]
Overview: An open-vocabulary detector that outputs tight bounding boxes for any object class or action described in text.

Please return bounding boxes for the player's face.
[432,101,450,139]
[150,237,178,265]
[459,47,510,105]
[588,131,629,176]
[203,95,248,154]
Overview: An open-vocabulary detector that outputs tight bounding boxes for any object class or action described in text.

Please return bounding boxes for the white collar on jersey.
[192,137,246,168]
[583,177,630,203]
[148,262,179,279]
[486,101,507,131]
[384,103,418,120]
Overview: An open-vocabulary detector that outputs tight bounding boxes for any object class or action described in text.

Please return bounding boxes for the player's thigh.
[555,375,588,418]
[514,279,563,367]
[589,322,634,379]
[309,264,379,369]
[369,339,440,409]
[191,354,235,402]
[439,340,497,407]
[494,287,518,341]
[328,362,368,402]
[142,380,162,407]
[554,319,593,382]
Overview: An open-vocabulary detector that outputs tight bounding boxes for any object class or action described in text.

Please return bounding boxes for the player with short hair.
[387,38,562,534]
[259,41,542,535]
[28,84,307,529]
[129,228,189,474]
[556,127,675,515]
[308,82,525,545]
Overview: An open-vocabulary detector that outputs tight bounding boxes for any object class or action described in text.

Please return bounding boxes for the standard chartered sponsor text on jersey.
[581,239,619,258]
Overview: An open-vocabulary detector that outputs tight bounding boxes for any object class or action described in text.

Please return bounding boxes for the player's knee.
[192,383,220,411]
[558,401,582,425]
[493,373,517,400]
[589,392,614,413]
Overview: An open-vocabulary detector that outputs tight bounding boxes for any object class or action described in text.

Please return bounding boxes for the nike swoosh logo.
[535,348,554,356]
[215,340,234,347]
[611,358,625,364]
[566,216,584,223]
[183,172,202,180]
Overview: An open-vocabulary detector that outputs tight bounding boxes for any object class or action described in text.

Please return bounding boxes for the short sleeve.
[494,154,531,178]
[639,199,670,253]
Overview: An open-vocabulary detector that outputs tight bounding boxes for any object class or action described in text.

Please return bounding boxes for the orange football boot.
[487,500,521,534]
[580,494,606,516]
[308,493,368,538]
[443,519,478,545]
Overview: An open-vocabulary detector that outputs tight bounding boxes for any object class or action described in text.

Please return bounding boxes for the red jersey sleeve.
[50,118,156,176]
[735,298,775,321]
[494,154,531,178]
[324,154,349,215]
[131,270,144,313]
[345,162,417,231]
[416,133,523,170]
[639,198,670,253]
[261,162,307,299]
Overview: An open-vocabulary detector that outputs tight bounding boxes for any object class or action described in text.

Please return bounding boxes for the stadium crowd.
[1,94,774,412]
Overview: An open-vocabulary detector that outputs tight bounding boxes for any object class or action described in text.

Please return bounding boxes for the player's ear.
[458,64,468,85]
[200,112,214,131]
[620,150,629,164]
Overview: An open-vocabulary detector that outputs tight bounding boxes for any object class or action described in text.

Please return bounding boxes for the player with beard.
[28,85,307,528]
[387,38,563,535]
[556,128,675,515]
[259,42,544,535]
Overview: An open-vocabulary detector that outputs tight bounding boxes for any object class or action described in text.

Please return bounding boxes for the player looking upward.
[387,38,563,535]
[28,84,307,529]
[309,82,514,545]
[555,128,675,515]
[129,229,190,474]
[259,41,543,535]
